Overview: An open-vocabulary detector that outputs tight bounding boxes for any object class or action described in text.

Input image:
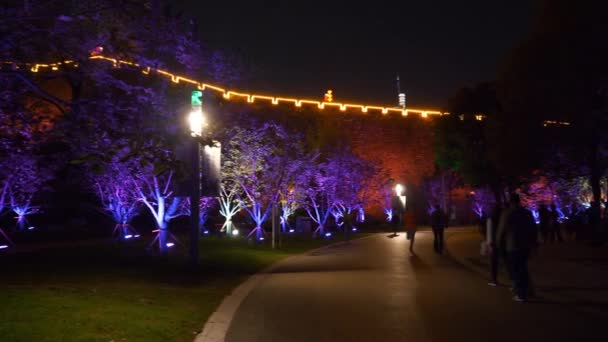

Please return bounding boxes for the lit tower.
[397,74,406,109]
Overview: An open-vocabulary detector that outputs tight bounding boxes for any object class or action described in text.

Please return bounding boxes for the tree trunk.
[589,136,602,242]
[157,218,169,255]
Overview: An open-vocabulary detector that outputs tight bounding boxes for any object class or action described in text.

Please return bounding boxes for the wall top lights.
[2,55,448,119]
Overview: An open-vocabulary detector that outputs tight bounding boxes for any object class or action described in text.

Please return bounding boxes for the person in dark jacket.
[430,204,447,254]
[485,204,503,286]
[497,193,538,302]
[538,204,550,243]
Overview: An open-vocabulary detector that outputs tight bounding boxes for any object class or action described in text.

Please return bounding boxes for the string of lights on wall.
[1,55,445,118]
[1,55,573,126]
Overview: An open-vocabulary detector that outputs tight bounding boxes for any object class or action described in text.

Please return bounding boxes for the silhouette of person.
[486,204,503,286]
[430,204,447,254]
[538,204,550,243]
[549,203,563,242]
[405,204,417,255]
[497,193,538,302]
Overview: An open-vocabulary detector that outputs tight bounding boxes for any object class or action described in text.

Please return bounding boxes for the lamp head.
[395,183,404,196]
[188,108,205,137]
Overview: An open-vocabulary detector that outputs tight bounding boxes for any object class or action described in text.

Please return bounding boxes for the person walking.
[549,203,563,242]
[485,204,503,286]
[405,205,417,255]
[497,193,538,302]
[430,203,447,254]
[538,204,550,243]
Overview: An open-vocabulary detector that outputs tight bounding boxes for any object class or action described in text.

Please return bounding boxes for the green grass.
[0,232,366,342]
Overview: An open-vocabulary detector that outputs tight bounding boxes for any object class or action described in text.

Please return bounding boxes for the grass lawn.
[0,231,367,342]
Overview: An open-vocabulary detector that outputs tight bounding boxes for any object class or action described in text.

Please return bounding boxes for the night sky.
[181,1,533,108]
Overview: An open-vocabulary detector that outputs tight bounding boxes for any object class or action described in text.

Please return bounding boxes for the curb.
[194,233,377,342]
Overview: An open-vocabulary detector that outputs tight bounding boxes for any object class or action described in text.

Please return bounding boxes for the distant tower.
[396,75,406,108]
[324,89,333,102]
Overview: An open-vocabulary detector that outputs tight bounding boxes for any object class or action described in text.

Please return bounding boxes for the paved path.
[224,230,606,342]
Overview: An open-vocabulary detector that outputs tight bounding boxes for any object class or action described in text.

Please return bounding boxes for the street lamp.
[189,90,205,266]
[189,91,205,137]
[394,184,407,231]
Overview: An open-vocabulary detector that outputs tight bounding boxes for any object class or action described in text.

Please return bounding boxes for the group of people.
[482,193,538,302]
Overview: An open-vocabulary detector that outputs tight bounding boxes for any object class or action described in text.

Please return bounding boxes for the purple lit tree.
[222,123,301,240]
[381,180,395,222]
[298,159,336,237]
[0,177,12,248]
[91,158,141,240]
[279,187,301,233]
[471,187,495,219]
[218,183,242,236]
[298,148,371,237]
[133,169,189,255]
[337,155,378,230]
[8,153,48,231]
[198,197,216,234]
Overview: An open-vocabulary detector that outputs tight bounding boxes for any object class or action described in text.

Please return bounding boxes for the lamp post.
[395,184,407,231]
[188,90,205,266]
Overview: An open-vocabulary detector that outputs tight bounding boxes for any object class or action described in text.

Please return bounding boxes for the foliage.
[222,122,305,238]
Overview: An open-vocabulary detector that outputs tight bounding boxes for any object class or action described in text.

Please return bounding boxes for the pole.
[190,140,200,266]
[272,203,278,249]
[189,90,203,266]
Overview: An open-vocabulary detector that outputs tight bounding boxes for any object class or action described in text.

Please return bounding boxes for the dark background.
[177,0,532,108]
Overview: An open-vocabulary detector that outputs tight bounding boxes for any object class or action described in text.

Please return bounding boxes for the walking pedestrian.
[486,204,503,286]
[497,193,538,302]
[549,203,563,242]
[565,204,579,241]
[538,204,550,243]
[405,205,417,255]
[430,203,447,254]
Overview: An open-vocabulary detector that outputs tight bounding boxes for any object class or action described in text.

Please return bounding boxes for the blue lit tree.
[198,197,216,234]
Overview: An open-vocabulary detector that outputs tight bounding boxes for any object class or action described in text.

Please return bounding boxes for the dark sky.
[182,1,533,108]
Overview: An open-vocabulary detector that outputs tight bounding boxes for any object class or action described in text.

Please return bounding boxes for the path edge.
[194,233,377,342]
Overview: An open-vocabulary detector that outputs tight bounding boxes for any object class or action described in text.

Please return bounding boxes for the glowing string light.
[2,55,447,118]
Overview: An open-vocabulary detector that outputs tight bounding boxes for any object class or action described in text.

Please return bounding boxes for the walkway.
[222,230,605,341]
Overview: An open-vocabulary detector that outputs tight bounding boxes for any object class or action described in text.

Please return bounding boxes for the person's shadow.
[408,253,432,272]
[387,233,400,238]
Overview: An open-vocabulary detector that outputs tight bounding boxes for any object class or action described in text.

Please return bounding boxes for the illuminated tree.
[91,158,141,240]
[218,183,241,236]
[133,169,189,255]
[495,1,608,237]
[381,180,395,223]
[278,187,300,233]
[8,153,49,231]
[198,197,216,234]
[471,187,495,219]
[222,123,302,240]
[298,148,371,237]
